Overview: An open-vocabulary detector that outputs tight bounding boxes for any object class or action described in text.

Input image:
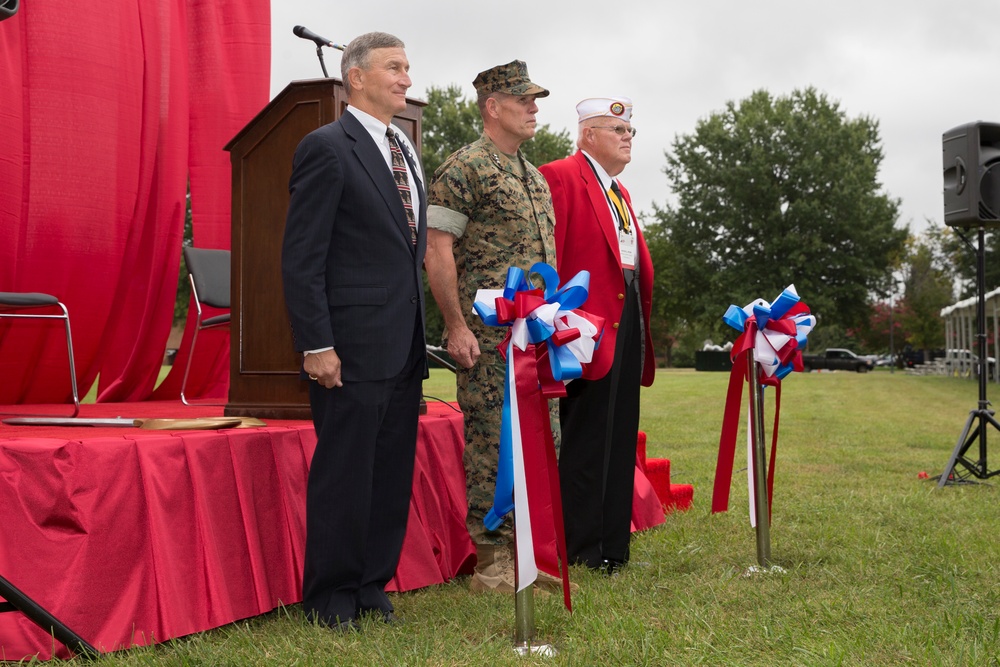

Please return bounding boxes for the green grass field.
[63,370,1000,666]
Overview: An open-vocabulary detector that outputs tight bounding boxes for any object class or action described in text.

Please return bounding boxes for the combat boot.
[469,543,516,593]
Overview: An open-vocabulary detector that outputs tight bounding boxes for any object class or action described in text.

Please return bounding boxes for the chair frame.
[179,248,231,406]
[0,293,80,418]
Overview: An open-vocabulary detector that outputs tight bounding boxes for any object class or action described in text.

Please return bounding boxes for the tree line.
[167,84,983,365]
[419,84,996,366]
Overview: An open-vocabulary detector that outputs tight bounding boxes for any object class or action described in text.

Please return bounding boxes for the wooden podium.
[223,79,425,419]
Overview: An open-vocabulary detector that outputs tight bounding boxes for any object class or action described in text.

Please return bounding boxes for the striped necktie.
[608,181,631,234]
[387,128,416,245]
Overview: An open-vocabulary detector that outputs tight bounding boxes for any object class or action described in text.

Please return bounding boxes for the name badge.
[619,228,636,270]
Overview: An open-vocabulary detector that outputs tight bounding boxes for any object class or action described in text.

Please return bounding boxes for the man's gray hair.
[476,90,492,116]
[577,117,601,149]
[341,32,405,95]
[477,90,509,119]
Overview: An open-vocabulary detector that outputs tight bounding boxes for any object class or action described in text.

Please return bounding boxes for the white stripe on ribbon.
[506,338,538,591]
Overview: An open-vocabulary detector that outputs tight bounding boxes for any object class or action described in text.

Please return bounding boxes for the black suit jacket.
[282,110,427,382]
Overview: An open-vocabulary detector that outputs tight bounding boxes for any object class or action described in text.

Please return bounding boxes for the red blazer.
[539,151,655,386]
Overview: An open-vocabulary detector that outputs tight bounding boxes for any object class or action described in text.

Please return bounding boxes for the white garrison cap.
[576,96,633,123]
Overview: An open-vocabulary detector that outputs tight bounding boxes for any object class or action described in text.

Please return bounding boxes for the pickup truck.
[801,348,874,373]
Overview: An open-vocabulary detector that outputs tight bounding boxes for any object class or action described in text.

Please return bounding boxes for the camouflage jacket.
[428,133,557,351]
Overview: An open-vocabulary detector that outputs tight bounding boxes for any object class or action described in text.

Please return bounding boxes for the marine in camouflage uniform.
[431,133,558,533]
[424,60,559,593]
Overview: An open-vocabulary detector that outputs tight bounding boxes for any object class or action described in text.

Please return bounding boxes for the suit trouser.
[302,324,424,625]
[558,273,642,568]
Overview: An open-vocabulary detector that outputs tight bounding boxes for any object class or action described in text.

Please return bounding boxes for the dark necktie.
[387,128,416,245]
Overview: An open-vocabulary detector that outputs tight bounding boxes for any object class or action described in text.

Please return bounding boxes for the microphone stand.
[315,45,329,78]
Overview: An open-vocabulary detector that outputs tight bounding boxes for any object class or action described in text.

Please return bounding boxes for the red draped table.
[0,400,666,661]
[0,401,474,660]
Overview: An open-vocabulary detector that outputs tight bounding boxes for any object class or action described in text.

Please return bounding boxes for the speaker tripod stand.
[937,226,1000,487]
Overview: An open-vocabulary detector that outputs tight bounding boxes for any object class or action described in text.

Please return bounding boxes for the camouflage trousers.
[457,351,560,546]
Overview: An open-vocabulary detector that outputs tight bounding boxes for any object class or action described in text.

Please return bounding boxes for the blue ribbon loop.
[753,302,771,332]
[723,304,748,332]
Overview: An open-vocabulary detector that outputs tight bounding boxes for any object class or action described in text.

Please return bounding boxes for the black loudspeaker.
[0,0,17,21]
[943,121,1000,228]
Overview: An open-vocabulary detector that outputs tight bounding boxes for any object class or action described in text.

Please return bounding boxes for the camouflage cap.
[473,60,549,98]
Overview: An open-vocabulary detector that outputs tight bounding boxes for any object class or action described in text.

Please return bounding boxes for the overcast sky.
[270,1,1000,234]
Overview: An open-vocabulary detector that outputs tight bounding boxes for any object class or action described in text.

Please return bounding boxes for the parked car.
[873,354,895,367]
[901,347,945,368]
[801,348,874,373]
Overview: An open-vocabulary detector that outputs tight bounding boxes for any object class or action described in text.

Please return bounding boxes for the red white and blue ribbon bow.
[473,263,604,610]
[712,285,815,519]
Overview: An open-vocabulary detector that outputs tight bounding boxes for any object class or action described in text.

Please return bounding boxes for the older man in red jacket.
[539,96,655,575]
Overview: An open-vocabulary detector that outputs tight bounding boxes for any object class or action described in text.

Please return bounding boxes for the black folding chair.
[180,248,231,406]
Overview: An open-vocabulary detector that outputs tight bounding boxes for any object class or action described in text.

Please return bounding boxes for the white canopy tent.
[939,287,1000,383]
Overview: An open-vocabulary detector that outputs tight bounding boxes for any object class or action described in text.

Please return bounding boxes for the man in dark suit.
[281,31,427,631]
[538,97,655,575]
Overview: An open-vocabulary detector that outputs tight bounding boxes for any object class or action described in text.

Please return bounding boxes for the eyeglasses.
[592,125,637,138]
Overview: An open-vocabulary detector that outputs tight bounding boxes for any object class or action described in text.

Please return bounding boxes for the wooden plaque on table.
[223,78,425,419]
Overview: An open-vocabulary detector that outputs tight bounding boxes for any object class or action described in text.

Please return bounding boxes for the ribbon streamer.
[712,285,815,518]
[473,263,604,610]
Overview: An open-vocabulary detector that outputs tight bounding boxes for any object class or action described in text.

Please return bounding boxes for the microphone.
[293,25,345,51]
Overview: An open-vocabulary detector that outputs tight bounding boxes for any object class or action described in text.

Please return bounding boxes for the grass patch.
[65,370,1000,666]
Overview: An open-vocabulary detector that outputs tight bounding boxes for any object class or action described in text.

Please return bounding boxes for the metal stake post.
[510,517,556,657]
[747,351,772,567]
[514,585,535,646]
[513,584,556,656]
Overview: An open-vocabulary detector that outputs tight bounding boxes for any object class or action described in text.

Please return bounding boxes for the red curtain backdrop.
[152,0,273,402]
[0,0,270,405]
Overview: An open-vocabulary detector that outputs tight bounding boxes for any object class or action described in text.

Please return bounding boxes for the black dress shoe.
[601,559,626,576]
[306,610,360,633]
[359,608,404,626]
[330,619,361,633]
[381,611,404,626]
